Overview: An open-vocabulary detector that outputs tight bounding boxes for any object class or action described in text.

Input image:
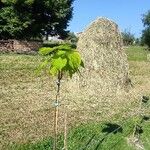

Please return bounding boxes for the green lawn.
[126,46,149,61]
[8,119,150,150]
[0,46,150,150]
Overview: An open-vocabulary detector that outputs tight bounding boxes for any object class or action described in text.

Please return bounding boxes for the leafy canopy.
[121,30,135,46]
[142,10,150,48]
[0,0,74,39]
[142,10,150,27]
[38,44,84,77]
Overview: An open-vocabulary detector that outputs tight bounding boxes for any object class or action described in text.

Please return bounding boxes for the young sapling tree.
[38,44,84,150]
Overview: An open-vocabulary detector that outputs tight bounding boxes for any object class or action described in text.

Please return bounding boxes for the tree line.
[122,10,150,48]
[0,0,74,40]
[0,1,150,48]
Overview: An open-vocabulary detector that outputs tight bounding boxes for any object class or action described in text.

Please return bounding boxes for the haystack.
[63,18,130,114]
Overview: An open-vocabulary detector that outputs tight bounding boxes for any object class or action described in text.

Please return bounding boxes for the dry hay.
[62,18,131,115]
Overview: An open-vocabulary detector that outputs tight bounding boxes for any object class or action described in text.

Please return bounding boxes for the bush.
[42,41,77,49]
[65,32,78,45]
[122,30,135,46]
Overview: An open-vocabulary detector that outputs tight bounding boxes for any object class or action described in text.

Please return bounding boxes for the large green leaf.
[53,44,72,51]
[68,51,81,70]
[55,50,66,57]
[51,57,67,71]
[39,47,54,55]
[49,66,58,76]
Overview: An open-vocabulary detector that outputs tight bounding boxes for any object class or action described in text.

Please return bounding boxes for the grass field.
[0,46,150,150]
[126,46,150,61]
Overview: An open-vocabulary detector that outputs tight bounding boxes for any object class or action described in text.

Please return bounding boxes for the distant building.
[43,35,63,42]
[76,32,83,38]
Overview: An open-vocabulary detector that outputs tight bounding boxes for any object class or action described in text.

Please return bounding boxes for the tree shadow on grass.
[82,134,96,150]
[94,123,123,150]
[142,115,150,122]
[102,123,123,134]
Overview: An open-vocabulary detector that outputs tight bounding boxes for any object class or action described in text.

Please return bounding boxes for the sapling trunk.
[38,44,84,150]
[53,71,63,150]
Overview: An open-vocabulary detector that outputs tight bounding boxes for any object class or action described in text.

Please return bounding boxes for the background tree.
[0,6,31,39]
[122,30,135,46]
[135,38,140,45]
[66,32,78,45]
[0,0,74,40]
[141,10,150,48]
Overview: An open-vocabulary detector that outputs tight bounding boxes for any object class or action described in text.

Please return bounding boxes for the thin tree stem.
[53,71,62,150]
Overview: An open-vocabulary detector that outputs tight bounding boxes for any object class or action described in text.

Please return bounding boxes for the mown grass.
[0,46,150,150]
[8,119,150,150]
[126,46,149,61]
[141,121,150,149]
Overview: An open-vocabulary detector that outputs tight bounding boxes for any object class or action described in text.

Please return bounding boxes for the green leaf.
[51,57,67,71]
[68,51,81,70]
[55,50,66,56]
[53,44,72,51]
[49,66,58,76]
[39,47,54,55]
[35,59,49,74]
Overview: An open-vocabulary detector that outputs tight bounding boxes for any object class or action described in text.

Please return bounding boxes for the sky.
[68,0,150,38]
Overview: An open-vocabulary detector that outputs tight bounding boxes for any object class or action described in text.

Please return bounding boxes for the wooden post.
[64,111,68,150]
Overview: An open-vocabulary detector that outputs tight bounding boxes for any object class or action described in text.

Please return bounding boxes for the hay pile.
[63,18,130,116]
